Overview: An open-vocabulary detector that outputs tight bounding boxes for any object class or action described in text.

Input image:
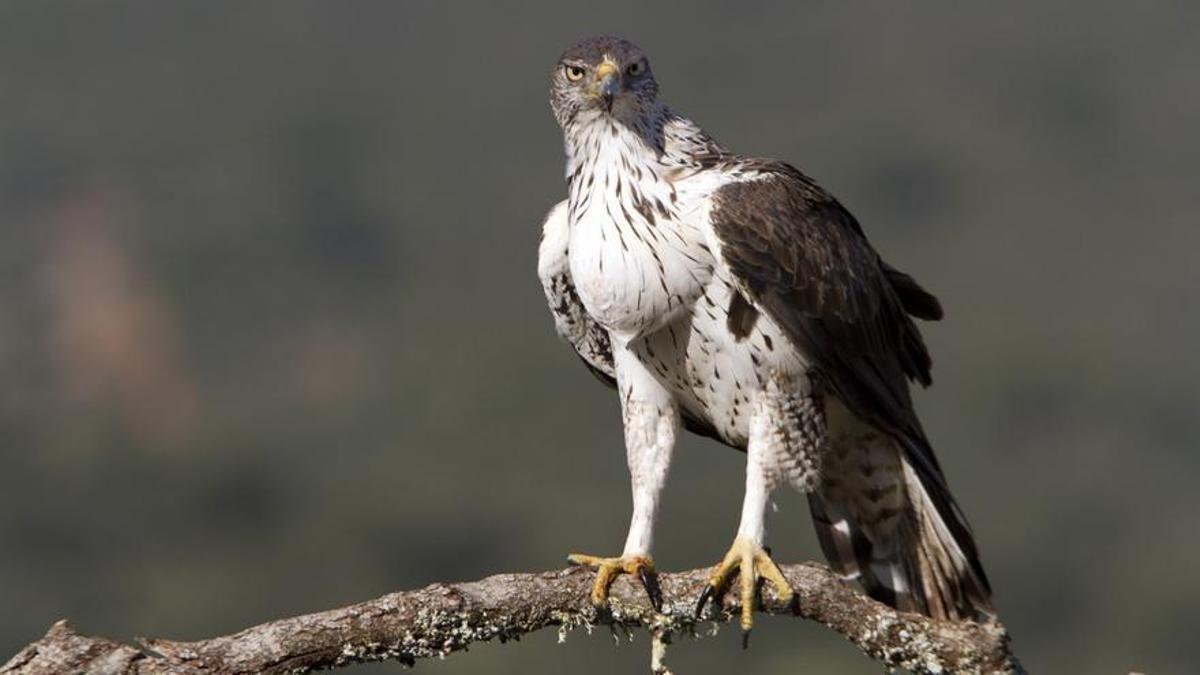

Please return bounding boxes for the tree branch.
[2,562,1022,674]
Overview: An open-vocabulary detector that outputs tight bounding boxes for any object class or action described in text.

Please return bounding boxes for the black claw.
[694,584,715,618]
[591,600,613,620]
[638,568,664,612]
[741,630,751,650]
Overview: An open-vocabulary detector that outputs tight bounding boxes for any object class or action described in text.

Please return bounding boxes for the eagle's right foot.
[567,552,662,612]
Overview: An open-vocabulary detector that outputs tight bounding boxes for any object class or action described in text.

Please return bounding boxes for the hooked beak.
[593,60,620,112]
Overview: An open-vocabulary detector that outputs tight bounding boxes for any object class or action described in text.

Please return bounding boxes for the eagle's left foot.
[694,537,795,644]
[567,552,662,612]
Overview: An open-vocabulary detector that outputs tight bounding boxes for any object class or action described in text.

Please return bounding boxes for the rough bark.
[2,563,1022,674]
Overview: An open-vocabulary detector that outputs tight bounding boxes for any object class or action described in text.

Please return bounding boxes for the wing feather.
[705,162,932,432]
[704,163,992,619]
[537,201,616,384]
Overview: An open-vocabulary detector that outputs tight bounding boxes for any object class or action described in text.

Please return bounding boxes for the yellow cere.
[595,58,619,80]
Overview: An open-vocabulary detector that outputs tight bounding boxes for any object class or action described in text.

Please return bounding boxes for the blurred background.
[2,2,1197,673]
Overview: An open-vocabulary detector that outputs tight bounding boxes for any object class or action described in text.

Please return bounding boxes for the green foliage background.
[2,2,1197,672]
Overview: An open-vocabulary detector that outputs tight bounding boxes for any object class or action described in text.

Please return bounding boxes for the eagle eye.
[564,65,585,82]
[626,60,646,77]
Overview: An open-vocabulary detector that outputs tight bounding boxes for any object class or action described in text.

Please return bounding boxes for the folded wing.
[703,163,992,620]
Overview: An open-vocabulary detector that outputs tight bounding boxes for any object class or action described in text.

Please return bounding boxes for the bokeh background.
[2,2,1197,673]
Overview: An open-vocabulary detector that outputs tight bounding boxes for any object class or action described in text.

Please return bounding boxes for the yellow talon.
[567,552,662,610]
[695,537,794,637]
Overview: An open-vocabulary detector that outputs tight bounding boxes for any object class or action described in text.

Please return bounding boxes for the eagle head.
[549,36,659,129]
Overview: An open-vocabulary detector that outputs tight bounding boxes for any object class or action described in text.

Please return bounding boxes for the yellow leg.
[568,552,662,611]
[694,537,794,642]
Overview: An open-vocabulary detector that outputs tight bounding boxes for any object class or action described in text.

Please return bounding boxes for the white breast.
[566,124,715,344]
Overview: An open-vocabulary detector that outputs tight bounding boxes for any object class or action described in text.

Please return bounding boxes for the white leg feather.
[735,440,772,546]
[615,344,679,558]
[736,374,822,546]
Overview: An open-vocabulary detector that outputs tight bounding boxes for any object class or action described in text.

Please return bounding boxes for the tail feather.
[908,451,992,618]
[809,439,993,622]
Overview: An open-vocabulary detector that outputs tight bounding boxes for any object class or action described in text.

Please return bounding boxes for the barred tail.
[808,438,993,622]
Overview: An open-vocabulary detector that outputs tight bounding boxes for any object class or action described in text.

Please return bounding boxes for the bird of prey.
[537,36,993,635]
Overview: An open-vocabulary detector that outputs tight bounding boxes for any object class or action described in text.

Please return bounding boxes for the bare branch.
[2,562,1022,674]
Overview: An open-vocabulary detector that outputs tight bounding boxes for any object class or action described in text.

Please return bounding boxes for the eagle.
[537,36,993,635]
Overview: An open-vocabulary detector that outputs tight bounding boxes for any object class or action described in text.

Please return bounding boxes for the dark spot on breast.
[633,194,657,226]
[726,291,759,341]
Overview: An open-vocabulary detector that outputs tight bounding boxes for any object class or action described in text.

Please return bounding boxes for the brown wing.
[708,161,934,432]
[708,162,992,620]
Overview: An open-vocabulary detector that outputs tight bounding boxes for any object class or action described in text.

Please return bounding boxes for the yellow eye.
[564,65,585,81]
[626,60,645,76]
